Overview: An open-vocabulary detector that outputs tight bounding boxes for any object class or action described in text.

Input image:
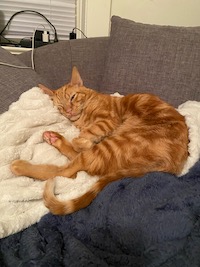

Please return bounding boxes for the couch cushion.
[18,41,73,89]
[0,47,48,114]
[18,37,110,90]
[100,16,200,107]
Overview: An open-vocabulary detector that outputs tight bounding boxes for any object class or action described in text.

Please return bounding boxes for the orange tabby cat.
[11,67,188,215]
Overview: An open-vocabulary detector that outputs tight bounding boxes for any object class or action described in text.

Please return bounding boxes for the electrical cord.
[71,27,87,39]
[0,9,58,44]
[0,10,57,70]
[0,35,19,46]
[0,62,32,69]
[0,11,86,70]
[0,24,47,70]
[31,25,45,70]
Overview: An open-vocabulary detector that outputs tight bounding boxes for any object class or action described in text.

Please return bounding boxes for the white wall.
[76,0,111,38]
[77,0,200,38]
[111,0,200,27]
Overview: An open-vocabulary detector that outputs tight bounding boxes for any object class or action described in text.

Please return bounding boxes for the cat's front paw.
[43,131,63,148]
[10,160,31,176]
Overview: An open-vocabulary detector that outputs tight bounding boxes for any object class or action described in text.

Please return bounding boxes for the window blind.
[0,0,76,42]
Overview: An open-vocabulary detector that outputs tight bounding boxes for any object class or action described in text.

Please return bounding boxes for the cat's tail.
[43,173,122,215]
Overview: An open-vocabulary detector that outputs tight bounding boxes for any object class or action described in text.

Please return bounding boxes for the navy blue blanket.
[1,161,200,267]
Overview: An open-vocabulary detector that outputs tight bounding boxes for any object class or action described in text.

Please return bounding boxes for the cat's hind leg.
[43,131,78,160]
[11,160,62,180]
[10,159,79,180]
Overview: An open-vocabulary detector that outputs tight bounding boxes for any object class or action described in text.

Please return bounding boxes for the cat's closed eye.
[70,94,76,102]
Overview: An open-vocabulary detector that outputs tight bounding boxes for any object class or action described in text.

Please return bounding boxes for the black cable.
[0,10,58,42]
[72,27,87,38]
[0,34,19,45]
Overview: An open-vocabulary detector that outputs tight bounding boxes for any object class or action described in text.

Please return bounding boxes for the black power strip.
[20,39,48,48]
[20,30,50,48]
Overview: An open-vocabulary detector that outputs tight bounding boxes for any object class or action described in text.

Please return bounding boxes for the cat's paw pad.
[43,131,63,147]
[10,160,30,176]
[72,137,93,152]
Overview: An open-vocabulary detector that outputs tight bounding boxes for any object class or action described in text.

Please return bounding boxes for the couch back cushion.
[100,16,200,107]
[18,37,110,91]
[0,47,48,114]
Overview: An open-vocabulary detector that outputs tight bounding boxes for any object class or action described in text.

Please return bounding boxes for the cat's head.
[39,67,91,121]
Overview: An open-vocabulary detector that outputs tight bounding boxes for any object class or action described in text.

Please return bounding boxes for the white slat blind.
[0,0,76,41]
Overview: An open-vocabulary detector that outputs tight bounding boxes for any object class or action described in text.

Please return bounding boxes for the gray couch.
[0,16,200,266]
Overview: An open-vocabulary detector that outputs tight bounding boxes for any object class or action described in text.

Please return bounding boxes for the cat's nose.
[66,107,72,113]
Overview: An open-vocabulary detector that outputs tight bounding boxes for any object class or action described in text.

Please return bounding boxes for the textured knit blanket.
[0,87,199,239]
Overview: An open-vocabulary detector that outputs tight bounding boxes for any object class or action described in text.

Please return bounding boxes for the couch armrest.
[18,37,110,90]
[0,46,48,114]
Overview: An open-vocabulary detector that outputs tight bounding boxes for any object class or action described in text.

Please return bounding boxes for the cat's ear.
[38,84,54,96]
[70,66,83,87]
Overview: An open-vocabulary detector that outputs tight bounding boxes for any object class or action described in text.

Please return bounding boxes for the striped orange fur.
[11,67,188,215]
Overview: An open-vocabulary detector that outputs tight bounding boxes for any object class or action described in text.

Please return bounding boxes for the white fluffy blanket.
[178,101,200,175]
[0,87,98,238]
[0,87,199,238]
